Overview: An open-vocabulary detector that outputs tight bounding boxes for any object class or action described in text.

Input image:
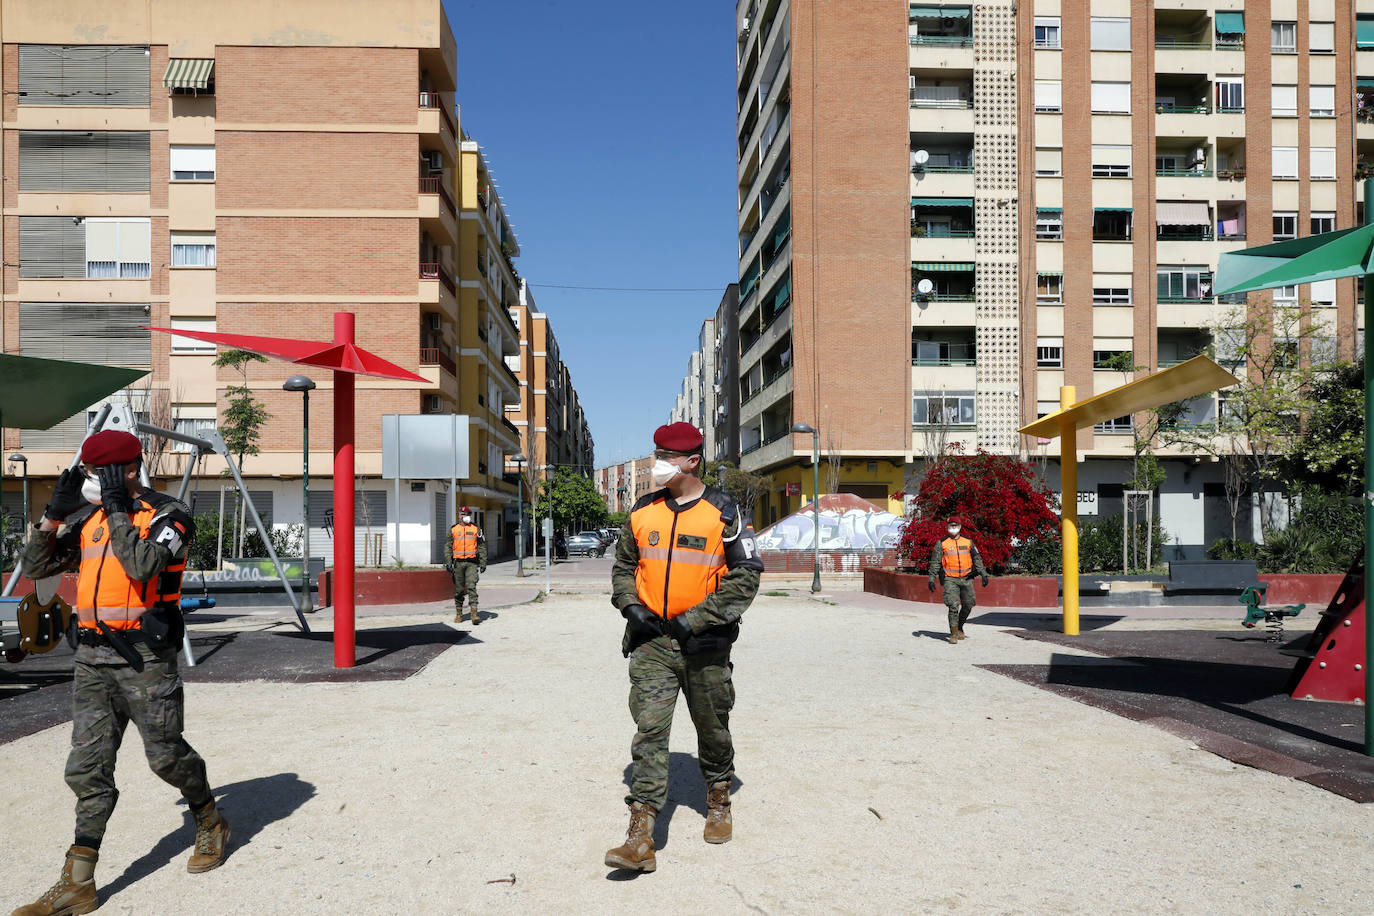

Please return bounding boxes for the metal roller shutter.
[19,302,151,366]
[18,216,85,278]
[307,490,391,565]
[18,45,149,107]
[18,131,150,191]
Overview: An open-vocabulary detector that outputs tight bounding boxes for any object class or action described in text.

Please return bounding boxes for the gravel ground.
[2,566,1372,914]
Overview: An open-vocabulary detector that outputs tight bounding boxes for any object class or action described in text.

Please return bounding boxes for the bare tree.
[824,430,842,496]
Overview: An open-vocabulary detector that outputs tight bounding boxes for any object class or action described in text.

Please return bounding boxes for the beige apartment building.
[735,0,1366,556]
[0,0,527,565]
[595,456,656,517]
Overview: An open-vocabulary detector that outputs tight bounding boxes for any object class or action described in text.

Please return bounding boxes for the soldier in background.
[12,430,227,916]
[929,515,989,644]
[448,507,486,624]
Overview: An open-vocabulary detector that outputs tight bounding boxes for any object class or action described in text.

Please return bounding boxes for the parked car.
[567,532,605,557]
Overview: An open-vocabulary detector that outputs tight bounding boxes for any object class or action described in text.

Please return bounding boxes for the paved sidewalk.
[1,583,1371,913]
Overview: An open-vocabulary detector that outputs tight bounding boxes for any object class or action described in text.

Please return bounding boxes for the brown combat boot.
[469,608,480,625]
[948,632,959,644]
[12,845,98,916]
[703,781,732,844]
[956,627,968,640]
[604,802,657,872]
[187,802,231,873]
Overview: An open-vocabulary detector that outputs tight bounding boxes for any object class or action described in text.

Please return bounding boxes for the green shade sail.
[912,197,973,208]
[913,261,975,272]
[1214,12,1245,34]
[1215,223,1374,295]
[162,58,215,90]
[0,353,148,430]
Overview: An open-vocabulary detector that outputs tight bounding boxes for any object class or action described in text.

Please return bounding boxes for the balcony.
[419,262,455,294]
[910,34,972,48]
[419,346,457,377]
[418,91,458,141]
[419,176,455,212]
[912,334,975,367]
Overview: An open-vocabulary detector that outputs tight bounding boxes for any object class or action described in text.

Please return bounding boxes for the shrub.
[1011,532,1063,575]
[1207,537,1259,561]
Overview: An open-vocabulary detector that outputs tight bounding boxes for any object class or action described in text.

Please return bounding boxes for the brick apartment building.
[732,0,1367,556]
[594,455,656,517]
[0,0,552,565]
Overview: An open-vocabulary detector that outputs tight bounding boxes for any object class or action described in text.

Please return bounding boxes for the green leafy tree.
[1282,357,1363,497]
[213,349,270,475]
[718,466,774,526]
[535,467,609,534]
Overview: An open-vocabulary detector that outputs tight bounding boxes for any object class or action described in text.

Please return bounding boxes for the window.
[169,416,217,451]
[913,393,976,426]
[1273,285,1299,309]
[1310,85,1335,117]
[1091,144,1131,178]
[1311,147,1336,180]
[1034,17,1061,49]
[1036,337,1063,368]
[169,318,217,354]
[1271,21,1297,53]
[170,145,215,181]
[1037,273,1064,304]
[18,131,150,192]
[1312,337,1338,363]
[1091,81,1131,114]
[18,45,149,107]
[1092,287,1132,305]
[1271,85,1297,117]
[1310,22,1335,53]
[1272,147,1298,179]
[1274,338,1299,370]
[171,231,216,267]
[1094,415,1134,433]
[1035,209,1063,240]
[1215,78,1244,113]
[1272,213,1298,241]
[1092,350,1131,370]
[1036,400,1059,418]
[1034,80,1061,113]
[1311,212,1336,235]
[1035,147,1062,177]
[1309,279,1337,306]
[1092,209,1132,241]
[1157,266,1213,301]
[84,218,150,279]
[1361,15,1374,50]
[1090,17,1130,50]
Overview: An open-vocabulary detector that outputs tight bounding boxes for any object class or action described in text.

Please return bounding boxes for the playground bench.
[1164,560,1259,595]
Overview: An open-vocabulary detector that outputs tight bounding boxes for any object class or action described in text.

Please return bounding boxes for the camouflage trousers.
[943,577,977,632]
[451,561,480,612]
[67,653,212,846]
[625,635,735,812]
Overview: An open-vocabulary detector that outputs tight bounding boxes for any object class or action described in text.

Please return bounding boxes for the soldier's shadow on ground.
[100,772,316,905]
[607,753,742,881]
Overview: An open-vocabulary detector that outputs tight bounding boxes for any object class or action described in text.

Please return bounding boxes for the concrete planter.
[761,550,901,574]
[1257,574,1346,608]
[318,567,452,607]
[863,566,1059,608]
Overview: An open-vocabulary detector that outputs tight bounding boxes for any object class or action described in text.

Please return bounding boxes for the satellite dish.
[913,149,930,165]
[916,278,934,295]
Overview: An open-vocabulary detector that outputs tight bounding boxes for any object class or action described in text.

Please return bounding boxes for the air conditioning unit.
[424,394,443,414]
[739,17,751,38]
[426,313,443,331]
[424,150,443,173]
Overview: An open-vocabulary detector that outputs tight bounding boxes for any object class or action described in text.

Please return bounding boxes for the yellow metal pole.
[1060,385,1079,635]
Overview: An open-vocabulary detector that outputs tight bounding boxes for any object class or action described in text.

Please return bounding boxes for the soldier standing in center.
[929,515,989,644]
[448,507,486,624]
[605,422,764,873]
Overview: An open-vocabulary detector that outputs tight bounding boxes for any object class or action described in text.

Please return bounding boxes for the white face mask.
[82,474,103,506]
[948,526,961,537]
[461,516,472,524]
[651,459,682,486]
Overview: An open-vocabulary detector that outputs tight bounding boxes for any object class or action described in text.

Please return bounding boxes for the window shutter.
[1034,80,1061,109]
[1034,148,1062,173]
[1090,18,1130,50]
[1091,82,1130,113]
[18,45,149,107]
[19,302,151,366]
[19,216,85,278]
[1091,145,1132,166]
[118,219,151,265]
[18,131,149,191]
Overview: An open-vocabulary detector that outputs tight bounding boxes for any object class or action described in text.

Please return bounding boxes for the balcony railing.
[1157,228,1213,241]
[1156,168,1213,178]
[1155,103,1210,114]
[1155,38,1212,50]
[419,346,457,376]
[912,291,976,302]
[1216,38,1245,51]
[1217,168,1247,180]
[418,91,457,140]
[916,163,974,174]
[419,262,456,294]
[418,176,456,212]
[910,96,973,109]
[910,35,972,47]
[912,226,975,238]
[1159,296,1214,305]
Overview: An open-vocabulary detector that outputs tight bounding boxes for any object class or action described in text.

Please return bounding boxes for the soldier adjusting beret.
[654,422,704,452]
[81,430,143,466]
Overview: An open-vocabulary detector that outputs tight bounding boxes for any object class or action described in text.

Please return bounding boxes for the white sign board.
[542,517,553,538]
[381,414,469,480]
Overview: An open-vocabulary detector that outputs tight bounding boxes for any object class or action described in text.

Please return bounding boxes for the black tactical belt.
[77,627,145,648]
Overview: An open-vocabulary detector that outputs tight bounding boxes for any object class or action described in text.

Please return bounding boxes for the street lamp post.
[283,375,316,613]
[511,453,526,577]
[790,422,822,593]
[7,453,28,530]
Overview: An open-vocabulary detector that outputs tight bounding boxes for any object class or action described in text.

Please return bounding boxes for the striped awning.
[162,58,214,90]
[912,197,973,208]
[913,261,975,272]
[1214,12,1244,35]
[1157,201,1210,226]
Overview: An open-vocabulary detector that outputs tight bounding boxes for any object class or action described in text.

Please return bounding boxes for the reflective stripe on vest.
[451,523,480,559]
[630,496,728,619]
[76,500,182,630]
[941,536,974,578]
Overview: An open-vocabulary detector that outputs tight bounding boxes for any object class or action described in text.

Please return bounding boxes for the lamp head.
[790,422,816,434]
[282,375,317,392]
[7,453,25,463]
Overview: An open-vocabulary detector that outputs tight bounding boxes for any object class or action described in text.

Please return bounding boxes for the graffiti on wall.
[755,493,906,552]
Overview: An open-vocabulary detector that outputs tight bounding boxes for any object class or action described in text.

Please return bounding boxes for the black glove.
[479,565,487,574]
[621,603,664,638]
[95,464,133,516]
[928,580,936,593]
[666,613,694,647]
[981,575,989,587]
[43,468,87,521]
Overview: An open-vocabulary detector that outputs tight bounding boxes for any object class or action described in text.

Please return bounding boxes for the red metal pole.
[333,311,356,668]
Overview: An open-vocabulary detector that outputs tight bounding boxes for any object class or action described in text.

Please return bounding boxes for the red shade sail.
[144,327,429,383]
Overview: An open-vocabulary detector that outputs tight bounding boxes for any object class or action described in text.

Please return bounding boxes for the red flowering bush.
[897,450,1060,573]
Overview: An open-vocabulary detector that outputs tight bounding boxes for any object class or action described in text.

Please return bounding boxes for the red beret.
[947,516,963,526]
[654,422,703,453]
[81,430,142,466]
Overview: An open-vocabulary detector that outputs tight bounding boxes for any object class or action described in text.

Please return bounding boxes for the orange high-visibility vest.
[629,494,728,619]
[940,536,974,578]
[76,498,187,630]
[451,523,480,560]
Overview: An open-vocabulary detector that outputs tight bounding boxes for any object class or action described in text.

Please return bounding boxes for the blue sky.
[444,1,738,467]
